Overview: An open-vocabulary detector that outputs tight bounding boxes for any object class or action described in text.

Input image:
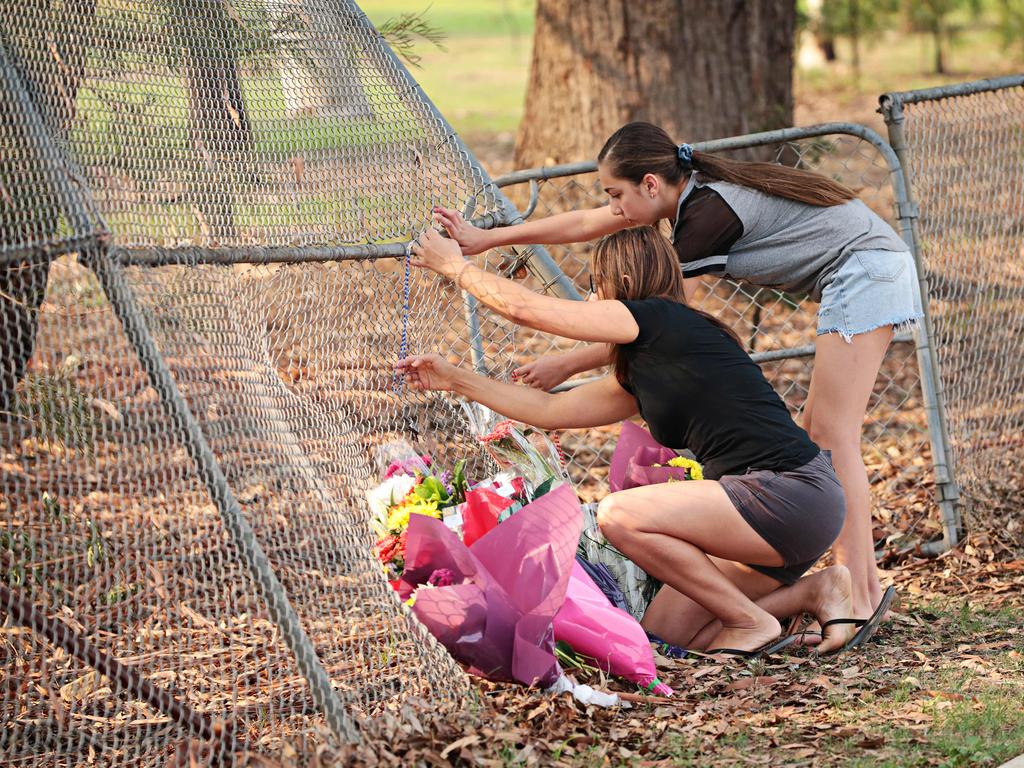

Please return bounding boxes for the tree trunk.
[851,0,861,81]
[0,0,96,412]
[932,21,945,74]
[172,0,254,244]
[819,37,837,61]
[514,0,796,168]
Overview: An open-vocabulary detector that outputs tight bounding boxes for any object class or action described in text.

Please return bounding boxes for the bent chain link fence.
[0,0,542,764]
[492,127,957,553]
[880,76,1024,545]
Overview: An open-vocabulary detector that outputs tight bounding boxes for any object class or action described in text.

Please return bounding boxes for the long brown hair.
[592,226,742,385]
[598,121,857,207]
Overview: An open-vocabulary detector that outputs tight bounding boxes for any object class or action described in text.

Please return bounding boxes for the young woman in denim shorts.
[400,225,856,655]
[433,122,919,637]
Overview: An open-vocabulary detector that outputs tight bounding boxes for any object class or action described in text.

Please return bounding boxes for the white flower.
[366,473,417,521]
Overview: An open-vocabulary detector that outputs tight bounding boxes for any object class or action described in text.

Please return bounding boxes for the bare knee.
[596,494,632,543]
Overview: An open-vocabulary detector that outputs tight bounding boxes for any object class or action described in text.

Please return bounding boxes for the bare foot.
[807,566,856,654]
[706,611,782,654]
[793,567,882,649]
[842,557,890,623]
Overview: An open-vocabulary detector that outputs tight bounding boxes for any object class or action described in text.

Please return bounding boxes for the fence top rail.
[881,74,1024,107]
[494,122,899,187]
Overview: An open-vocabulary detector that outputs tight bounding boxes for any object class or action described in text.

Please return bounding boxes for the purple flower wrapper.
[401,484,582,687]
[610,420,692,491]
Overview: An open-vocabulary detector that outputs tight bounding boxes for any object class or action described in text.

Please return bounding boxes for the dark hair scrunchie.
[677,143,694,170]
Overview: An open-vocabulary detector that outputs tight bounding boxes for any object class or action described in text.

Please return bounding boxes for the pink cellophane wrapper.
[461,487,513,547]
[610,420,692,491]
[401,484,582,687]
[554,562,673,696]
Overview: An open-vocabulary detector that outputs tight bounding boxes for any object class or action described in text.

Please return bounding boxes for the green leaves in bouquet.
[531,476,555,501]
[450,459,468,505]
[414,475,453,507]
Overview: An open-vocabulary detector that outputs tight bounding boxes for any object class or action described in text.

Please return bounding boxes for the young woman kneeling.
[399,225,854,655]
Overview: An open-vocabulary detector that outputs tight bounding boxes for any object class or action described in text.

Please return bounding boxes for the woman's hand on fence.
[513,355,570,391]
[397,354,460,392]
[409,227,466,281]
[433,207,490,256]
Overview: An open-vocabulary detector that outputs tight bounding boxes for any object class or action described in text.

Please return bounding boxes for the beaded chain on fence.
[880,76,1024,539]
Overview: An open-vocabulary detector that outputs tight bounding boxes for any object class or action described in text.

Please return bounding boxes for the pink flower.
[427,568,455,587]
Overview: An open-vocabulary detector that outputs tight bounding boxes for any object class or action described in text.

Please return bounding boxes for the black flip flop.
[784,613,821,647]
[706,632,798,659]
[842,585,896,651]
[796,585,897,654]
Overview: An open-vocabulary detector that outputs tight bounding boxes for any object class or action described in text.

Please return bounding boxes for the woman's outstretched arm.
[396,354,638,431]
[432,205,627,256]
[410,229,638,344]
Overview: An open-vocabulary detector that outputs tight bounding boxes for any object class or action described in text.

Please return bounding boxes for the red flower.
[374,534,401,564]
[478,419,515,444]
[427,568,456,587]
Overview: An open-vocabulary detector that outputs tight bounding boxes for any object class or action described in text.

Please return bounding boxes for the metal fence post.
[879,93,961,554]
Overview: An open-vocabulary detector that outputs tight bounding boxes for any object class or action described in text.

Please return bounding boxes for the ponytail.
[598,122,857,207]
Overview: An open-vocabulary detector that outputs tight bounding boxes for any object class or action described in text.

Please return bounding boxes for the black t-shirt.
[618,298,819,480]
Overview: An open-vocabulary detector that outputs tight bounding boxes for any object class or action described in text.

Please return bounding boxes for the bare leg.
[643,562,857,655]
[641,559,780,647]
[597,480,787,654]
[689,566,856,654]
[803,326,893,620]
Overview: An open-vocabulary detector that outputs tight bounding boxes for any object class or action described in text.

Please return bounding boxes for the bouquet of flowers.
[365,421,673,697]
[654,455,704,481]
[367,448,469,583]
[581,421,704,620]
[610,420,704,491]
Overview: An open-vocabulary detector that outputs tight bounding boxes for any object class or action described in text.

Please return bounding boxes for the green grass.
[918,596,1024,640]
[650,675,1024,768]
[363,0,534,135]
[527,596,1024,768]
[813,675,1024,768]
[798,25,1023,97]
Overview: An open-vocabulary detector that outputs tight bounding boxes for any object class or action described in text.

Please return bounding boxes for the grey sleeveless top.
[671,175,909,302]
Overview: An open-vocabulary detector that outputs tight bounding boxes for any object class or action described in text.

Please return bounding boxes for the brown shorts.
[719,450,846,585]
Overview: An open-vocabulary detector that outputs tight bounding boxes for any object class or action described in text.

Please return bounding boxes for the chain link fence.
[881,76,1024,544]
[1,0,527,763]
[0,0,1017,763]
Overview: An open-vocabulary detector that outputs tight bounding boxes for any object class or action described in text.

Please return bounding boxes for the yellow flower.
[386,498,441,532]
[386,505,410,531]
[405,498,442,519]
[666,456,704,480]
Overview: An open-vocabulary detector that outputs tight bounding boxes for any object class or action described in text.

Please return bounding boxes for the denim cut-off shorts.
[817,249,924,342]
